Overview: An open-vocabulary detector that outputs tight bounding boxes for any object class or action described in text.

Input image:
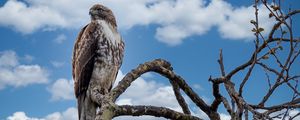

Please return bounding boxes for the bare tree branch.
[114,105,201,120]
[169,80,191,114]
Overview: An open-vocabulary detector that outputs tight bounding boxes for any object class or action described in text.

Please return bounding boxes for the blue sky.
[0,0,299,120]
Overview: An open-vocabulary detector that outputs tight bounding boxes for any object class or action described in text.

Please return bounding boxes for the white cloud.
[48,78,74,101]
[44,107,78,120]
[0,0,274,45]
[218,4,274,40]
[270,109,300,120]
[114,71,176,107]
[53,34,67,44]
[103,0,231,46]
[0,0,100,34]
[106,0,274,45]
[140,72,154,78]
[0,50,49,89]
[51,61,65,68]
[220,113,231,120]
[23,55,34,63]
[0,50,18,67]
[114,71,175,120]
[7,112,40,120]
[151,0,231,45]
[6,107,78,120]
[0,0,67,34]
[192,84,203,90]
[289,110,300,120]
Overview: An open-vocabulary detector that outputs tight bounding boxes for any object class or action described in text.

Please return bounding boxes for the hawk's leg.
[89,63,118,105]
[89,87,107,106]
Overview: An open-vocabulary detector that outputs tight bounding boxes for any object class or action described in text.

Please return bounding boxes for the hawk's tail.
[77,93,97,120]
[77,94,84,120]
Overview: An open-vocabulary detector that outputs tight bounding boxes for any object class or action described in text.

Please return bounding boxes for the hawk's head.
[89,4,117,27]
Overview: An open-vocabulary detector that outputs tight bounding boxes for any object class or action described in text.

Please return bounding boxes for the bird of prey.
[72,4,124,120]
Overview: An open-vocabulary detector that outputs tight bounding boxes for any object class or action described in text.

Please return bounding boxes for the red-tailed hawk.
[72,4,124,120]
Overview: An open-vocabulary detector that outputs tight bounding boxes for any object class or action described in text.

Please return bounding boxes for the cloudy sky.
[0,0,299,120]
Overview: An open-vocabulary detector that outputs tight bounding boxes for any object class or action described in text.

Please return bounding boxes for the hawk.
[72,4,124,120]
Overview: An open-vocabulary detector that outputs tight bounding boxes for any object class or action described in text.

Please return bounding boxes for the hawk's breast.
[95,20,124,66]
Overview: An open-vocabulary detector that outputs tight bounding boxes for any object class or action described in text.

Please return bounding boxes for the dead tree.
[92,0,300,119]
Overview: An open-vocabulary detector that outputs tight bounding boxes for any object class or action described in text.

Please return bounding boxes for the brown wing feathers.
[72,23,98,98]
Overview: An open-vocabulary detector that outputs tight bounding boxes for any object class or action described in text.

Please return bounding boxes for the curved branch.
[110,59,172,101]
[109,59,219,119]
[114,105,201,120]
[106,59,211,119]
